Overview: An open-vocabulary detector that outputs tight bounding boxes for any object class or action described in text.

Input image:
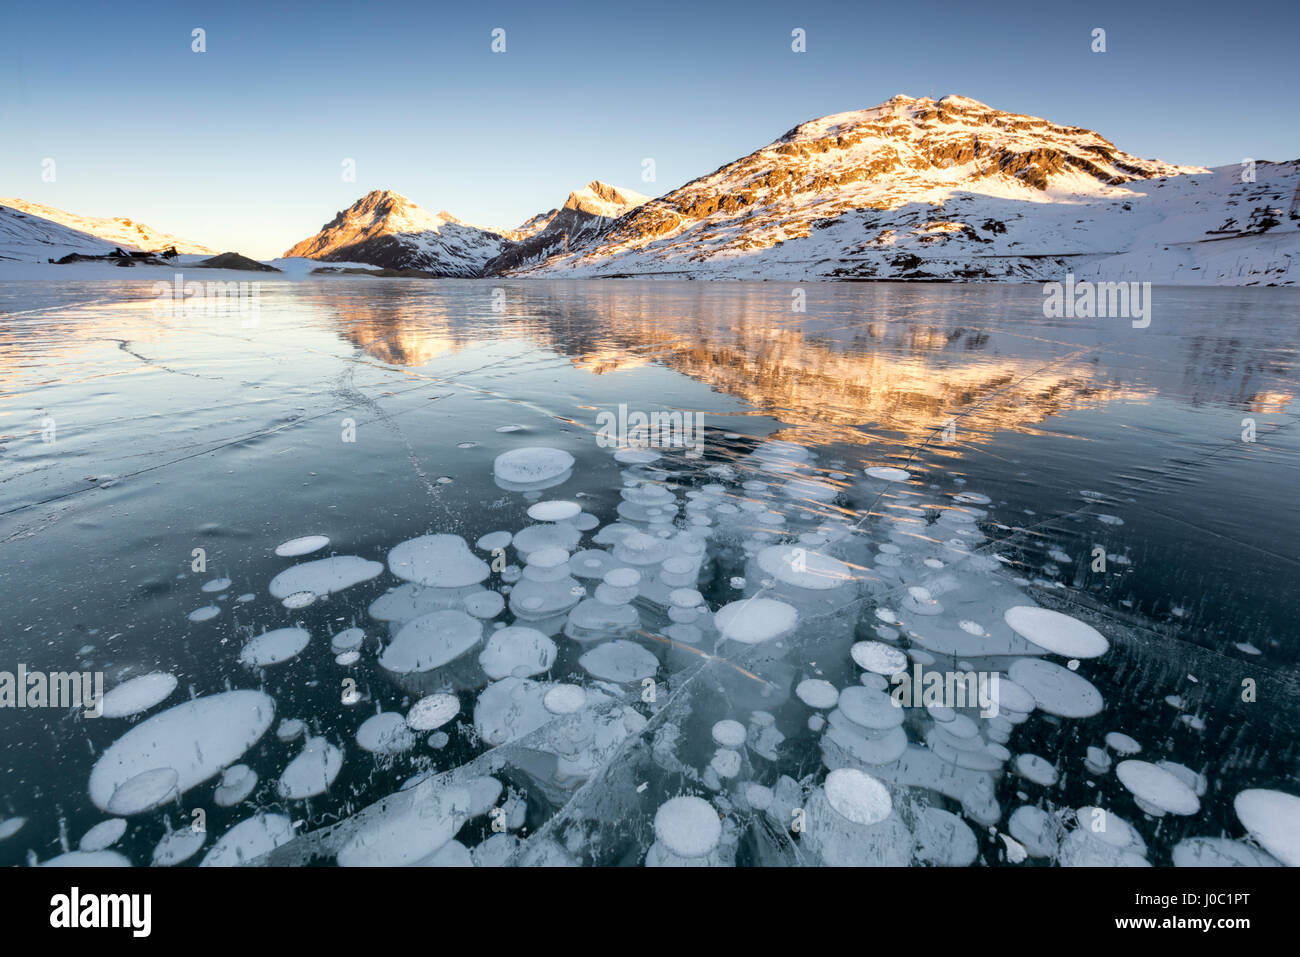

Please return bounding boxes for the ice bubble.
[1014,754,1059,787]
[278,736,343,799]
[78,818,127,851]
[41,850,131,867]
[276,718,305,742]
[527,500,582,522]
[912,807,978,866]
[356,713,416,754]
[865,466,911,482]
[711,749,742,778]
[795,679,839,710]
[953,492,991,505]
[89,690,274,814]
[1097,514,1124,526]
[239,627,310,667]
[756,544,852,590]
[543,684,586,715]
[714,598,798,644]
[1008,658,1103,718]
[464,590,505,619]
[268,555,382,602]
[850,641,908,676]
[825,768,892,825]
[1116,760,1201,816]
[152,827,206,866]
[379,610,482,675]
[1075,806,1146,853]
[1008,806,1061,858]
[330,628,365,652]
[0,817,26,840]
[201,578,232,593]
[214,764,257,806]
[479,626,557,680]
[1003,606,1109,658]
[188,606,220,622]
[200,813,294,867]
[1105,732,1141,754]
[406,693,460,730]
[579,640,658,683]
[1157,761,1207,796]
[1172,836,1281,867]
[711,719,747,748]
[275,535,330,557]
[653,796,721,859]
[1233,789,1300,866]
[282,591,316,609]
[475,677,552,746]
[476,530,513,551]
[100,673,178,718]
[493,447,575,486]
[389,534,489,587]
[837,687,904,733]
[335,651,360,666]
[958,620,984,636]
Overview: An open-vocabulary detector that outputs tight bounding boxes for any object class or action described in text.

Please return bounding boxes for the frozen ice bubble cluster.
[31,422,1286,872]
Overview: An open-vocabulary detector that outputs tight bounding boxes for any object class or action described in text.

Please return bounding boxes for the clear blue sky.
[3,0,1297,258]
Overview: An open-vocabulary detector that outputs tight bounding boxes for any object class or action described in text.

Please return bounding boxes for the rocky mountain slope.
[282,190,508,276]
[0,198,214,262]
[516,95,1299,285]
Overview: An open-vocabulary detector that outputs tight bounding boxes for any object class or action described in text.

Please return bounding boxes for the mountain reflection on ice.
[0,279,1296,867]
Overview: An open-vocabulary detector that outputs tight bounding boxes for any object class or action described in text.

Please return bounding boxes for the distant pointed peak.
[563,181,651,216]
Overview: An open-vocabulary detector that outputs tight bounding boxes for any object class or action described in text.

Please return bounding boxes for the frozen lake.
[0,279,1297,866]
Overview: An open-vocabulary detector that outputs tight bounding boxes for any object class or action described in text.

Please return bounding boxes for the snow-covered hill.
[484,181,650,274]
[0,197,214,258]
[515,95,1299,286]
[283,190,508,276]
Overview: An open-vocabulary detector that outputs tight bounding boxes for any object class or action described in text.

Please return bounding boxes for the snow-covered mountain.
[484,181,650,274]
[283,190,508,276]
[514,95,1299,285]
[0,197,214,258]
